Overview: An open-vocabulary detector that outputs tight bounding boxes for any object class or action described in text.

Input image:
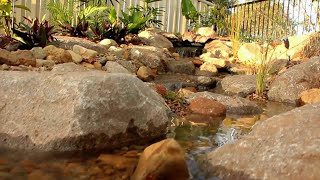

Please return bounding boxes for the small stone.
[197,62,218,76]
[192,59,203,66]
[31,47,47,59]
[36,59,55,68]
[109,46,125,59]
[166,60,195,75]
[204,40,232,59]
[43,45,73,64]
[138,30,173,49]
[137,66,155,82]
[1,64,9,70]
[82,62,95,69]
[73,45,98,59]
[195,27,216,37]
[106,55,116,61]
[131,139,189,180]
[177,88,195,98]
[299,88,320,105]
[189,97,226,117]
[172,52,180,58]
[200,53,228,68]
[46,55,55,61]
[9,66,23,71]
[182,31,196,42]
[67,50,83,63]
[99,39,118,49]
[94,61,102,70]
[96,57,107,65]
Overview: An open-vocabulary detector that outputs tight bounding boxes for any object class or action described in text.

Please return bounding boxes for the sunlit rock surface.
[0,71,169,151]
[205,102,320,180]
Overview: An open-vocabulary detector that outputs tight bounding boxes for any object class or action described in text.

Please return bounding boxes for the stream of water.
[0,101,296,180]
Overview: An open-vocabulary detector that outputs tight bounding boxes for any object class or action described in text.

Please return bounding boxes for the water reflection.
[171,101,297,180]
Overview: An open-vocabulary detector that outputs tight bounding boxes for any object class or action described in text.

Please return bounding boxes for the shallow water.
[169,101,296,180]
[0,101,296,180]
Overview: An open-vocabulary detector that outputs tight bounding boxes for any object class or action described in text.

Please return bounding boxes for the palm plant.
[0,0,30,36]
[46,0,108,37]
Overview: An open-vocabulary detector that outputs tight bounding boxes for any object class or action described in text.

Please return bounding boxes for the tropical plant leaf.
[181,0,197,16]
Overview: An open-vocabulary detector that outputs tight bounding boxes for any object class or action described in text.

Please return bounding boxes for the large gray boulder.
[0,71,169,151]
[221,75,257,97]
[268,57,320,104]
[188,92,262,115]
[205,102,320,180]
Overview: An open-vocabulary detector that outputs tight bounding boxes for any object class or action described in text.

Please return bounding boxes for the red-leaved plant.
[12,17,56,49]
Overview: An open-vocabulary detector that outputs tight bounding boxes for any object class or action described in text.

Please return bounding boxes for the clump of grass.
[231,14,241,58]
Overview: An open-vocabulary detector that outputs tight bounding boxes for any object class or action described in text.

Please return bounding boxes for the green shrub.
[0,0,30,36]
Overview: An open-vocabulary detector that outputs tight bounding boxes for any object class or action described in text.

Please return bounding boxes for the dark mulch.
[0,35,16,49]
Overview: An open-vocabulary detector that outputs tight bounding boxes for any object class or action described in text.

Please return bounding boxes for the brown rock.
[188,92,263,115]
[131,138,189,180]
[299,88,320,105]
[43,45,72,64]
[197,62,218,76]
[137,66,155,82]
[0,49,36,66]
[189,97,226,117]
[184,87,197,93]
[28,170,57,180]
[172,52,180,58]
[268,57,320,104]
[205,102,320,180]
[82,62,95,69]
[192,59,203,66]
[138,30,173,49]
[200,52,228,68]
[166,59,195,75]
[0,157,8,165]
[182,31,196,42]
[93,61,102,70]
[177,88,195,98]
[97,154,138,172]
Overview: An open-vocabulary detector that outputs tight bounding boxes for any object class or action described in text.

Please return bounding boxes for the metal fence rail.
[227,0,320,42]
[11,0,212,34]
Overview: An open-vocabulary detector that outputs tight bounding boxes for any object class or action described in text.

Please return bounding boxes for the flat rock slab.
[221,75,257,97]
[268,57,320,104]
[0,71,169,152]
[54,36,107,54]
[205,103,320,180]
[188,92,262,115]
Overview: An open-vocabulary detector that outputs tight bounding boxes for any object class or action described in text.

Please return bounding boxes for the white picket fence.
[12,0,213,34]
